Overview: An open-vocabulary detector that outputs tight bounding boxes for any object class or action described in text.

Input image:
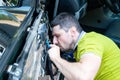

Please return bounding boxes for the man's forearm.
[52,53,101,80]
[52,57,85,80]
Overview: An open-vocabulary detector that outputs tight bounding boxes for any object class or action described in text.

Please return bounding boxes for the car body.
[0,0,120,79]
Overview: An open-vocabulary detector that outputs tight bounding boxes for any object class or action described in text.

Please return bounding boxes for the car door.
[0,0,36,79]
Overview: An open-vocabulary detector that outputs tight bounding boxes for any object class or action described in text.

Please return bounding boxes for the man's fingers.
[50,44,58,48]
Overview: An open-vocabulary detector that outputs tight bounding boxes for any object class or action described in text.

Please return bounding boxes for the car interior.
[0,0,120,79]
[45,0,120,48]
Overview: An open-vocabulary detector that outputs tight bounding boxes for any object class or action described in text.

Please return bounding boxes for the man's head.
[51,12,82,33]
[51,12,83,51]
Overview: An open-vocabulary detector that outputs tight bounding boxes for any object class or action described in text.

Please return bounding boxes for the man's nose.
[53,36,58,44]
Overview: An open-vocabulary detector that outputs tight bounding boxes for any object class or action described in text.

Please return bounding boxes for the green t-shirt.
[74,32,120,80]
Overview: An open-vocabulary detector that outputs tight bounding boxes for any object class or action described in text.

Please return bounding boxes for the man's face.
[52,25,73,51]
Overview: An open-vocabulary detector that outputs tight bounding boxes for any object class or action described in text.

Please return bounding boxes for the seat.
[54,0,87,19]
[104,0,120,14]
[105,19,120,47]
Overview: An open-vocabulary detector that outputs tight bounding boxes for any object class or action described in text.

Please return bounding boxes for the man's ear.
[69,26,77,37]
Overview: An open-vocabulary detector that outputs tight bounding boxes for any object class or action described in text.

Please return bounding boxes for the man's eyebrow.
[53,33,60,37]
[53,33,58,36]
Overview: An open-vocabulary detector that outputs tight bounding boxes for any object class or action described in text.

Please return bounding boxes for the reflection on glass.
[0,9,25,36]
[0,0,18,6]
[0,7,30,59]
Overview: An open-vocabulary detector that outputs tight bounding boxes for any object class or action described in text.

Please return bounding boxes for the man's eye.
[56,35,60,38]
[56,36,59,38]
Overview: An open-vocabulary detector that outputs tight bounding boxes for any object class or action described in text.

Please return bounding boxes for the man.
[48,12,120,80]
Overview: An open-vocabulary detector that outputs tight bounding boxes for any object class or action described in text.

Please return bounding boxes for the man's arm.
[48,45,101,80]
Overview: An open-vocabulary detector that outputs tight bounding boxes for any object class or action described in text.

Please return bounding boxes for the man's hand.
[48,44,61,62]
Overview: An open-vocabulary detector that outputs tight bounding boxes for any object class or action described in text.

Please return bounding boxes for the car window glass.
[0,6,31,59]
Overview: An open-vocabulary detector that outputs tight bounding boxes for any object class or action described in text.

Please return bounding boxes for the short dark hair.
[51,12,82,32]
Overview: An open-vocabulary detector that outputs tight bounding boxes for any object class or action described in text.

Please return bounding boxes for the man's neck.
[73,31,86,50]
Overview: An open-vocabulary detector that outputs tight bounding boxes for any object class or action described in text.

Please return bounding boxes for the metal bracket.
[7,63,22,80]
